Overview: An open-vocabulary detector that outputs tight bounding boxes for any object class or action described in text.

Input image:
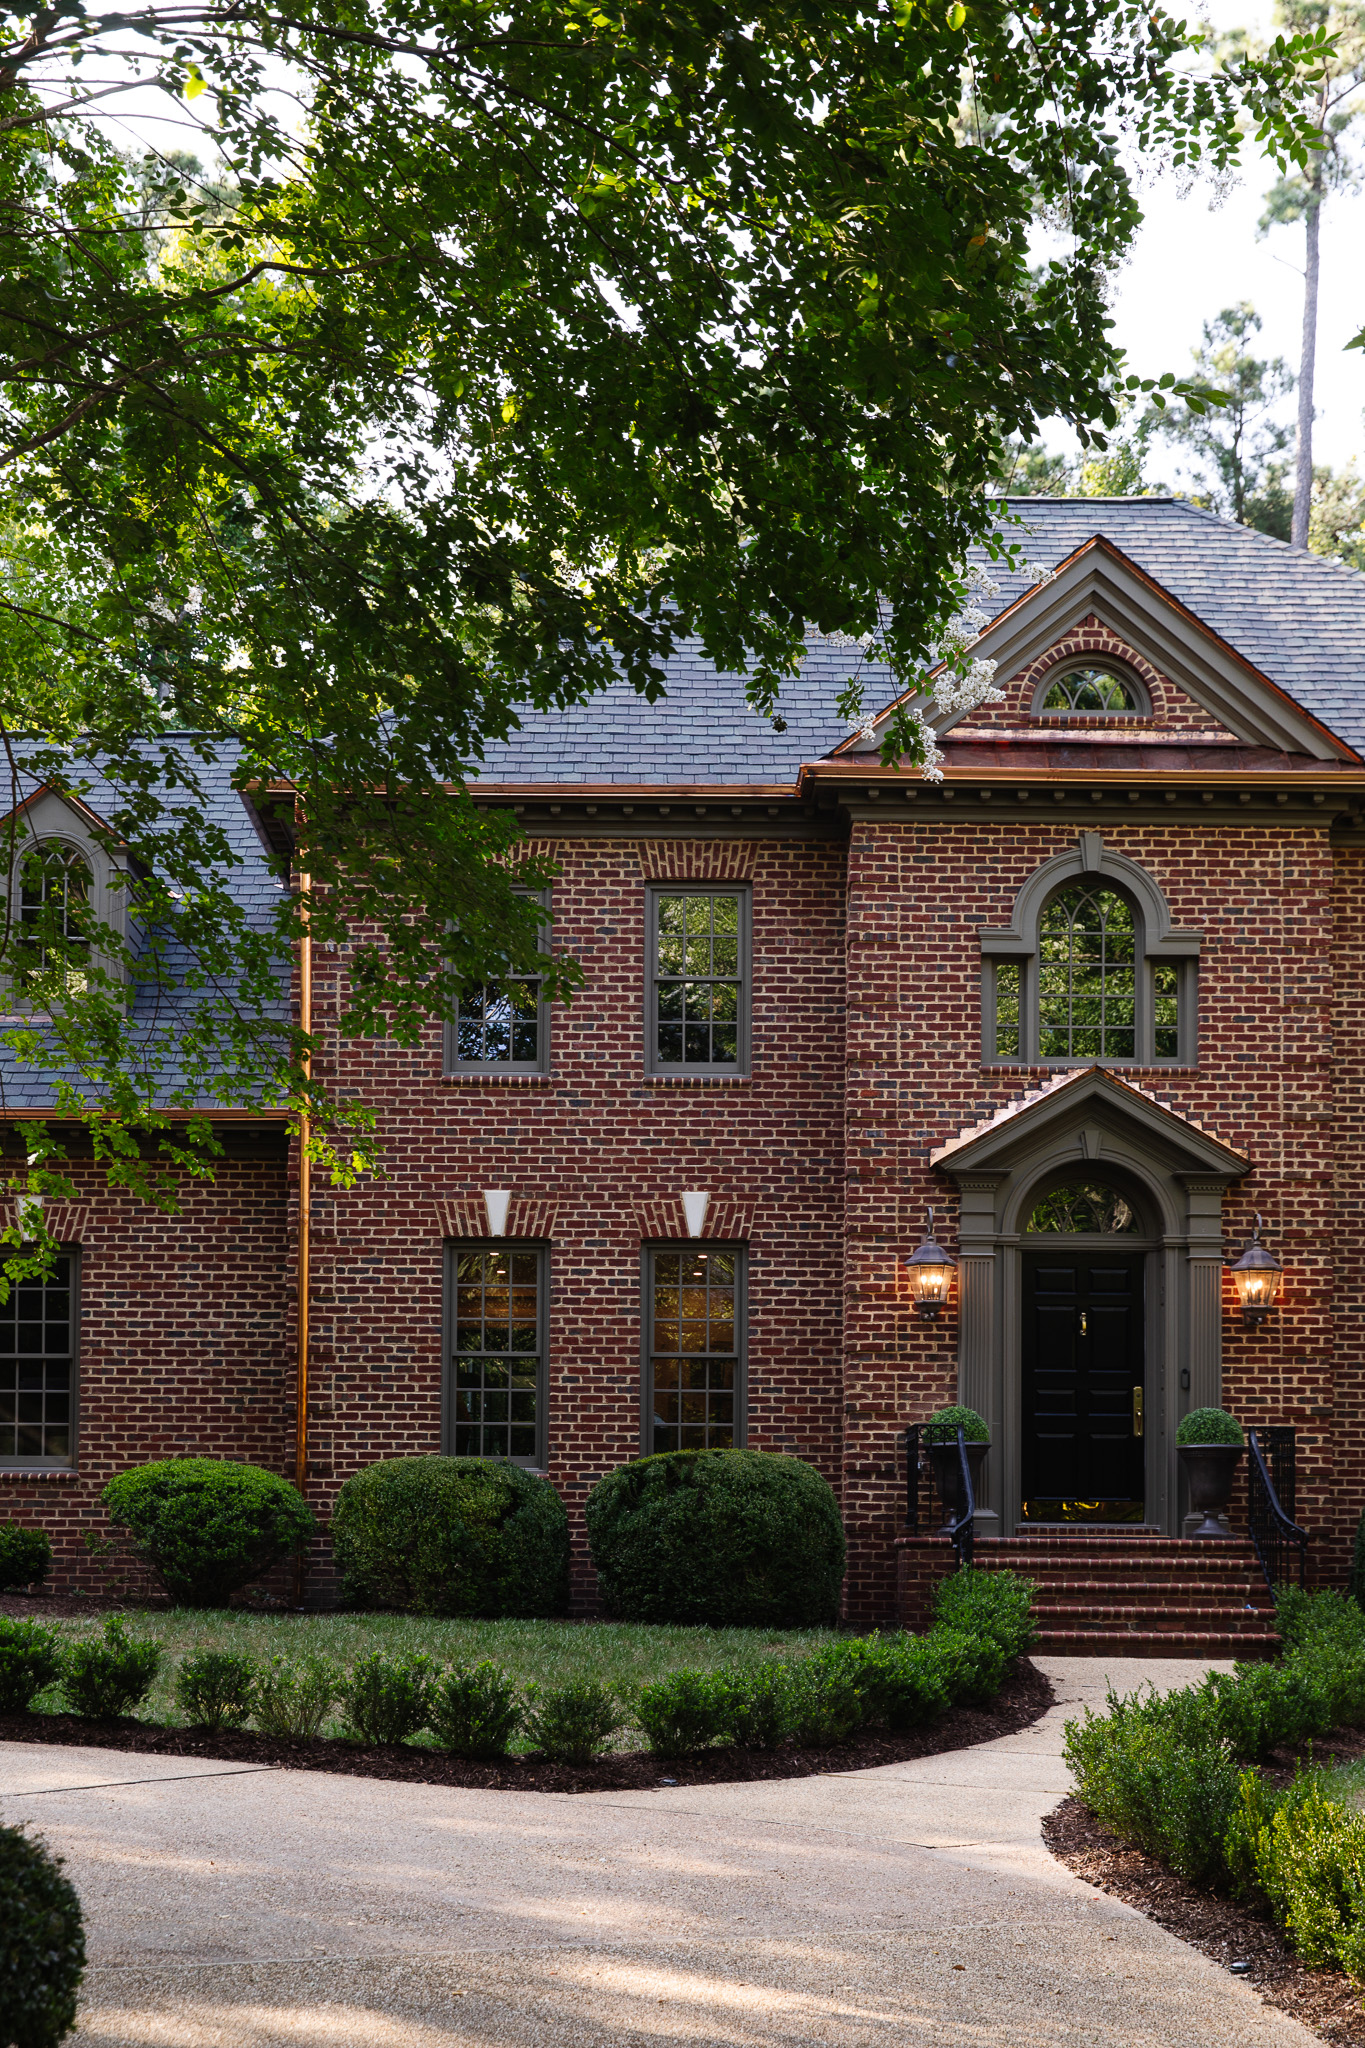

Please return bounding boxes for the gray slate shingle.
[473,499,1365,784]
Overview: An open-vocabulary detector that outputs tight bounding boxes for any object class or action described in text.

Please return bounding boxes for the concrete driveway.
[1,1655,1320,2048]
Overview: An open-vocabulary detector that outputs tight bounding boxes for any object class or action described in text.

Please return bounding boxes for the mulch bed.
[1,1592,150,1619]
[0,1654,1053,1794]
[1044,1795,1365,2046]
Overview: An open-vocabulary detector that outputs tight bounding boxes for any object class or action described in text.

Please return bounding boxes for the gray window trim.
[441,1239,549,1469]
[980,839,1199,1067]
[0,1243,80,1470]
[644,884,751,1076]
[443,890,552,1075]
[638,1241,748,1455]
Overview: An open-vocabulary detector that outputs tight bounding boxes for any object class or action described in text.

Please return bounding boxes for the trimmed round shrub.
[522,1679,624,1763]
[330,1457,569,1618]
[0,1620,64,1715]
[0,1522,52,1594]
[101,1459,315,1608]
[933,1566,1038,1659]
[339,1650,435,1746]
[57,1619,160,1721]
[585,1448,845,1627]
[1176,1407,1243,1447]
[0,1824,85,2048]
[174,1650,258,1731]
[923,1405,990,1443]
[428,1662,522,1759]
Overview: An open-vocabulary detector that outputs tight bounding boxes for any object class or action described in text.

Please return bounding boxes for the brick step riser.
[967,1538,1261,1555]
[1032,1603,1272,1623]
[1028,1578,1268,1596]
[978,1564,1268,1581]
[1024,1579,1266,1596]
[1036,1608,1274,1629]
[1033,1633,1279,1659]
[974,1543,1261,1557]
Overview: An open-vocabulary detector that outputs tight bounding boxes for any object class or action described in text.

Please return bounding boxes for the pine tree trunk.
[1292,96,1327,552]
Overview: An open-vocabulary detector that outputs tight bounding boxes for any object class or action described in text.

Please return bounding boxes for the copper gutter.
[293,870,312,1603]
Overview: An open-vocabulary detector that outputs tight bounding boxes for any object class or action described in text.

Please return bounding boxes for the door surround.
[932,1068,1249,1537]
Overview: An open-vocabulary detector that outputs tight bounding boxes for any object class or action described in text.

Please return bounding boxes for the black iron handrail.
[905,1424,924,1535]
[1247,1425,1308,1593]
[906,1422,975,1570]
[948,1427,976,1570]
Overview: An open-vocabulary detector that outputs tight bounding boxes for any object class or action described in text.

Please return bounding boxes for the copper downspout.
[293,871,312,1605]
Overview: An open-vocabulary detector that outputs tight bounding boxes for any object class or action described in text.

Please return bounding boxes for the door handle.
[1133,1386,1144,1438]
[1079,1311,1088,1336]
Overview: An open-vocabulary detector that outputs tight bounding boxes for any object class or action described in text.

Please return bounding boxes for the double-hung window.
[444,1244,547,1466]
[647,887,749,1073]
[445,892,550,1074]
[643,1245,746,1453]
[0,1251,76,1466]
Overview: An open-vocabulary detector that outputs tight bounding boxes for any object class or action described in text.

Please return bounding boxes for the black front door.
[1021,1251,1145,1523]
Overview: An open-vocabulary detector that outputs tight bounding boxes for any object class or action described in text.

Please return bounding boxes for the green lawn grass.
[29,1609,835,1742]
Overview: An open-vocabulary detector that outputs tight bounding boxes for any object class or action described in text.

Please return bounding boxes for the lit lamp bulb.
[904,1208,956,1322]
[1229,1214,1283,1329]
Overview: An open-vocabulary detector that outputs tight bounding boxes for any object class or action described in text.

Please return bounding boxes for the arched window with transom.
[981,838,1198,1068]
[17,843,92,985]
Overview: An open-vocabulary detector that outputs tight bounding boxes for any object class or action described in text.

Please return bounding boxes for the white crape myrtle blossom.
[843,559,1060,777]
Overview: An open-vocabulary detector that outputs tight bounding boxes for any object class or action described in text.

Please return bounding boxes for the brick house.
[6,496,1365,1641]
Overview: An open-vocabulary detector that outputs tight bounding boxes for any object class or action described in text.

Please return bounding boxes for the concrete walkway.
[0,1655,1323,2048]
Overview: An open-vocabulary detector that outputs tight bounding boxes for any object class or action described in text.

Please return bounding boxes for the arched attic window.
[1034,663,1148,718]
[17,842,92,987]
[981,836,1198,1067]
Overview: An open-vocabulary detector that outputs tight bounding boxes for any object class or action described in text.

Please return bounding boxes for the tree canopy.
[0,0,1333,1232]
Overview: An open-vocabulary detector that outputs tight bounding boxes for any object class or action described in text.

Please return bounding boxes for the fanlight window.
[1027,1183,1139,1233]
[1038,884,1136,1060]
[18,844,91,976]
[1041,666,1139,714]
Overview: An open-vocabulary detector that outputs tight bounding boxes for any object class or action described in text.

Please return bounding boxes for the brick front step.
[1033,1628,1279,1657]
[896,1531,1279,1652]
[1036,1600,1272,1629]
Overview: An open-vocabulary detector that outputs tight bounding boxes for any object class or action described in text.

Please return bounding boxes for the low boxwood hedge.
[584,1448,845,1627]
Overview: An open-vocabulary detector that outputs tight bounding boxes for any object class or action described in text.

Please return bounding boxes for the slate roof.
[471,636,859,785]
[473,498,1365,783]
[0,745,288,1113]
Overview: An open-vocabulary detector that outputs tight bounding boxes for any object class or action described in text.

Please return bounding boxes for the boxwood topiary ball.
[0,1522,52,1594]
[0,1823,85,2048]
[330,1457,569,1618]
[101,1459,315,1609]
[585,1449,846,1627]
[923,1404,990,1444]
[1176,1408,1243,1447]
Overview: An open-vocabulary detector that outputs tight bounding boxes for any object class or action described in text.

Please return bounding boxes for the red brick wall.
[301,835,849,1608]
[1332,843,1365,1582]
[11,811,1358,1621]
[839,816,1341,1619]
[1,1154,290,1589]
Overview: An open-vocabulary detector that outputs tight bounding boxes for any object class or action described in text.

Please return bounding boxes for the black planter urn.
[927,1439,989,1534]
[1178,1443,1245,1538]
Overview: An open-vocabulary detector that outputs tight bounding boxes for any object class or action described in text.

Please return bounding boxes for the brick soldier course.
[6,496,1365,1630]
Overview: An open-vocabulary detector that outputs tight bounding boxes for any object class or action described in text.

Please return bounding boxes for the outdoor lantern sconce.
[904,1208,956,1322]
[1228,1214,1283,1328]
